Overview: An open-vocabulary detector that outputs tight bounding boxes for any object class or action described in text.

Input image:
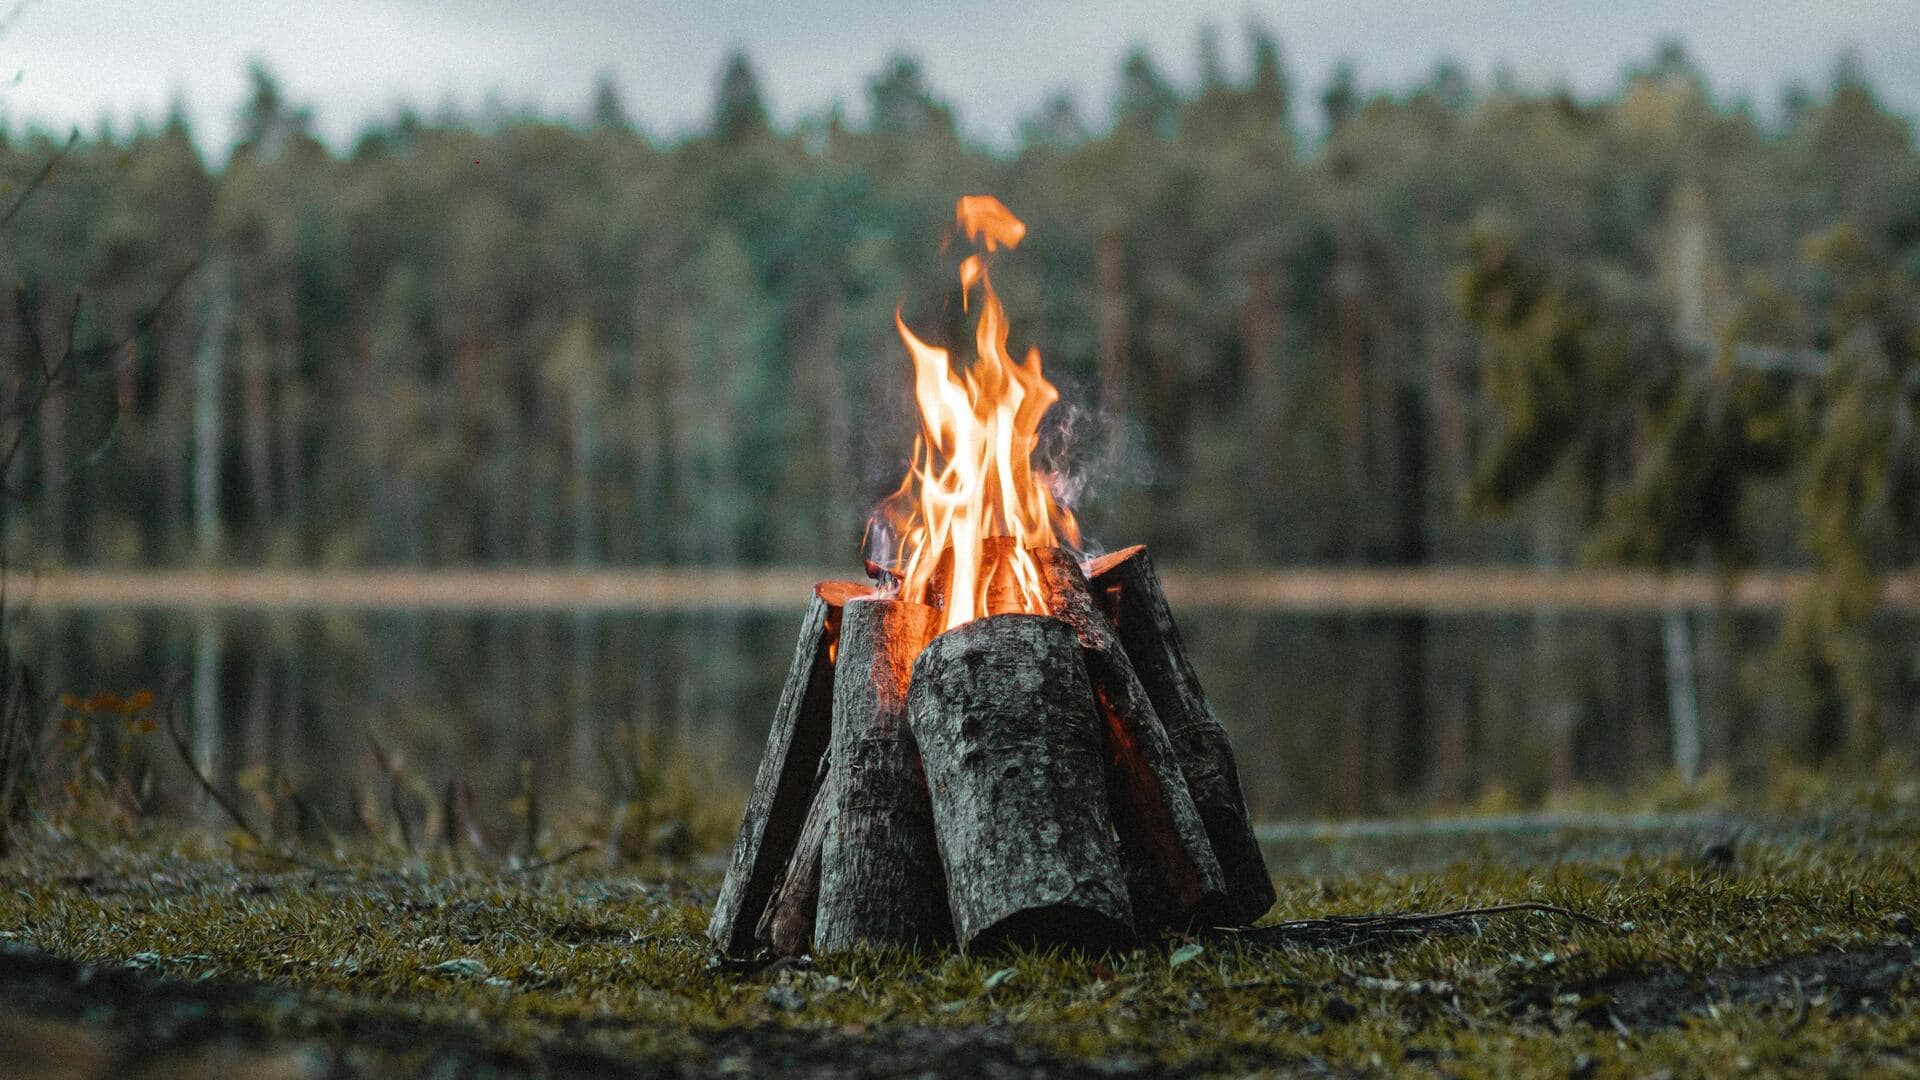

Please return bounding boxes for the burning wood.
[1032,546,1228,931]
[709,197,1271,957]
[1089,546,1277,925]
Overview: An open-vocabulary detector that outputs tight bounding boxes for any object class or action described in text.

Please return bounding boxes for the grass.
[2,772,1918,1076]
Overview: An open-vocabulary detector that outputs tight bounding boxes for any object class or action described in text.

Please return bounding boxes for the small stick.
[161,677,261,846]
[512,840,602,875]
[1299,901,1611,929]
[1227,901,1612,947]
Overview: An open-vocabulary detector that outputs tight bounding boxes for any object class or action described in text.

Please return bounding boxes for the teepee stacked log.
[815,597,951,952]
[1087,546,1277,926]
[909,613,1135,952]
[707,581,869,955]
[709,546,1274,957]
[1032,547,1229,932]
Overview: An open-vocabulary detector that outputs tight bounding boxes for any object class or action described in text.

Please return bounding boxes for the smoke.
[1036,372,1166,559]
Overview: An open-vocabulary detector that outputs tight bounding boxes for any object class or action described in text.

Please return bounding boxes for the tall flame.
[873,196,1080,633]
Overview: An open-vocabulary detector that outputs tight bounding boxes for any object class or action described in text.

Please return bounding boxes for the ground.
[2,775,1918,1078]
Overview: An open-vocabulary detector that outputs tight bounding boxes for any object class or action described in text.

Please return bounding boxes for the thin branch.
[160,674,262,846]
[511,840,601,875]
[0,127,76,233]
[1225,901,1611,949]
[66,259,198,367]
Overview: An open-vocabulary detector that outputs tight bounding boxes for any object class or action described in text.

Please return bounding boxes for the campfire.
[709,197,1273,956]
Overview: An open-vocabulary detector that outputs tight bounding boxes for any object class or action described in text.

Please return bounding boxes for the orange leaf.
[123,689,155,714]
[59,692,84,712]
[84,691,123,713]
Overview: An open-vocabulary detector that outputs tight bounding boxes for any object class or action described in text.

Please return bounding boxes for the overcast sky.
[3,1,1916,152]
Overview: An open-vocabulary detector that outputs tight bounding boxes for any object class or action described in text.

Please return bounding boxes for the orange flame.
[873,196,1080,633]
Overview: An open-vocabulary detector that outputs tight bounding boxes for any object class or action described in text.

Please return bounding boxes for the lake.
[14,597,1816,824]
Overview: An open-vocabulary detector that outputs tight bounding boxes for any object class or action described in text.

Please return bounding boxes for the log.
[926,536,1033,618]
[755,755,832,955]
[909,613,1134,952]
[1088,546,1275,925]
[707,581,869,954]
[815,597,950,952]
[1031,548,1227,931]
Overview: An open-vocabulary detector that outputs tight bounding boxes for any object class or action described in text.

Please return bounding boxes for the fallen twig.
[512,840,600,875]
[1224,901,1611,949]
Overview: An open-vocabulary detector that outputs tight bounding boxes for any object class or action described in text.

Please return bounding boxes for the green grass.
[2,774,1919,1076]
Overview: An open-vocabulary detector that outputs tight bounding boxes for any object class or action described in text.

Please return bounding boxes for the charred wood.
[755,755,833,955]
[1032,547,1227,931]
[1088,546,1275,925]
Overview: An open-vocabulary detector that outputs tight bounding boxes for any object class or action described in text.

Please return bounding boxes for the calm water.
[14,604,1828,822]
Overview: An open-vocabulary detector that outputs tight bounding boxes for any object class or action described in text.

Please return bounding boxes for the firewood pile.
[708,544,1273,956]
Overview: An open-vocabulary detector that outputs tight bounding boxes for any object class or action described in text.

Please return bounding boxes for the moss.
[3,777,1919,1076]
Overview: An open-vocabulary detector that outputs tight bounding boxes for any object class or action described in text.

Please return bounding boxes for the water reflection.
[16,606,1812,821]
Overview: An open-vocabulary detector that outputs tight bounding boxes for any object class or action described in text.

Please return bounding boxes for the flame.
[873,196,1080,633]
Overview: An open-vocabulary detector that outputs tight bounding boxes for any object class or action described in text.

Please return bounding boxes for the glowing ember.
[870,196,1080,633]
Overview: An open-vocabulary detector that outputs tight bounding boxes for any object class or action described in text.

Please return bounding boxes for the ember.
[709,198,1272,956]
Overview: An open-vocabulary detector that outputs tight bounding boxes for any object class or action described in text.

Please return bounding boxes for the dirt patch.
[0,945,1164,1079]
[1526,943,1920,1032]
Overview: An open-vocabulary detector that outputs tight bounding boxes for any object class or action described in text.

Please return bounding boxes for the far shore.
[6,565,1912,614]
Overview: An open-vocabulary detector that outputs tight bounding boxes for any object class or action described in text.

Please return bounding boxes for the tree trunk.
[1086,545,1275,925]
[1032,548,1227,930]
[909,614,1133,953]
[1095,232,1129,430]
[707,581,867,954]
[815,597,950,952]
[1242,262,1290,558]
[1663,607,1701,784]
[192,276,231,561]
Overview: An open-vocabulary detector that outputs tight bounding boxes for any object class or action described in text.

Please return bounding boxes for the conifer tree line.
[6,30,1920,803]
[1,33,1913,586]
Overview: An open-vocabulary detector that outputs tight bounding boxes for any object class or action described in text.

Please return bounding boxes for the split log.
[755,756,832,955]
[707,581,869,954]
[926,536,1031,618]
[909,614,1134,952]
[1088,546,1275,925]
[815,597,950,952]
[1032,547,1227,931]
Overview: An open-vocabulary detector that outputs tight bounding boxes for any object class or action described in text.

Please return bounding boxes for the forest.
[3,29,1919,791]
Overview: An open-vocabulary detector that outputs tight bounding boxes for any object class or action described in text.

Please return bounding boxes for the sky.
[2,0,1917,152]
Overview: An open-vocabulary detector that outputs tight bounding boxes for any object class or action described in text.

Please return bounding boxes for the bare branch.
[0,127,75,233]
[160,674,263,846]
[511,840,601,875]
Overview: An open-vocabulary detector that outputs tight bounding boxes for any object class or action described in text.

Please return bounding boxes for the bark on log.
[815,598,950,952]
[1032,548,1227,931]
[909,614,1134,952]
[755,755,832,955]
[708,581,869,954]
[1088,546,1275,925]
